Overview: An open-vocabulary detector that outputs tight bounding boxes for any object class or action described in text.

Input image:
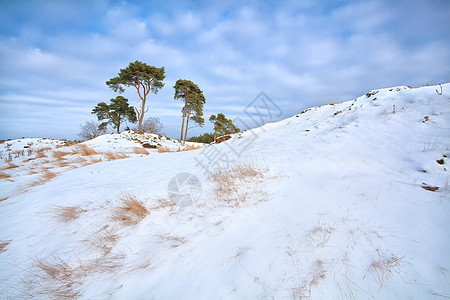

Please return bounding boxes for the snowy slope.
[0,84,449,299]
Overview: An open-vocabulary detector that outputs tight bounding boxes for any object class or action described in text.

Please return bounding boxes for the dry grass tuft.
[155,234,188,248]
[421,183,439,192]
[0,240,11,253]
[364,254,405,289]
[133,147,149,155]
[209,163,266,203]
[307,225,336,248]
[23,253,124,299]
[113,192,149,225]
[0,172,12,179]
[158,144,202,153]
[0,197,8,202]
[157,146,173,153]
[85,226,120,256]
[2,162,19,170]
[23,256,82,299]
[104,152,129,160]
[28,169,57,187]
[75,144,98,156]
[51,206,87,223]
[36,147,52,158]
[52,151,70,160]
[183,144,202,151]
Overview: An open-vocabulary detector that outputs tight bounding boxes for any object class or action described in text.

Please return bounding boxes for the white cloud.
[0,0,449,140]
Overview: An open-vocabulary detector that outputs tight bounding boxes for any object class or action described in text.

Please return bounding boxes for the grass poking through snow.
[112,192,149,225]
[51,206,87,223]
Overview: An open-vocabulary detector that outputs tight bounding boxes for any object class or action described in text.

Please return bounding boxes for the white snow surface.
[0,84,449,299]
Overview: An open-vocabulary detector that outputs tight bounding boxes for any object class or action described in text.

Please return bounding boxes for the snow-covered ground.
[0,84,449,299]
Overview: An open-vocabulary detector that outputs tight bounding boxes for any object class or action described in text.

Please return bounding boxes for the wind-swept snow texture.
[0,84,449,299]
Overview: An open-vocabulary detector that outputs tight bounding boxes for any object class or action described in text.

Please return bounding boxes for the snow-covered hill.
[0,84,449,299]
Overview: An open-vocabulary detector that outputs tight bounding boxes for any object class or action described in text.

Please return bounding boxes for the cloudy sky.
[0,0,449,140]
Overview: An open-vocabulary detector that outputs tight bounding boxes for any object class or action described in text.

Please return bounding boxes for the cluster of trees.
[81,60,238,143]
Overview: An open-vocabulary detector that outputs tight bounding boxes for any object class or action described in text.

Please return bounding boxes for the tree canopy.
[209,113,240,140]
[106,61,165,132]
[92,96,137,133]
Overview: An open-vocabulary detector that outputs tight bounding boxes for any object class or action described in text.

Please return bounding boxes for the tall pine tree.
[173,79,206,144]
[106,61,165,132]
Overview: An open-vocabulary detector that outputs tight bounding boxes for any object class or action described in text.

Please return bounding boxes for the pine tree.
[106,61,165,132]
[173,79,206,144]
[92,96,137,133]
[209,113,240,141]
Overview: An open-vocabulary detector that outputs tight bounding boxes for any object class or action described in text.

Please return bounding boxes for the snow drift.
[0,84,449,299]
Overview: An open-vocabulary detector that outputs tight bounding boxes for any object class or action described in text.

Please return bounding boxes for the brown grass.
[23,253,123,299]
[364,254,405,289]
[51,206,87,223]
[112,192,149,225]
[183,144,202,151]
[23,256,82,299]
[75,144,98,156]
[0,197,8,202]
[0,172,11,179]
[157,146,173,153]
[88,227,120,256]
[155,234,188,248]
[307,225,336,248]
[209,163,266,202]
[52,151,70,160]
[104,152,129,160]
[421,183,439,192]
[158,144,202,153]
[55,141,77,149]
[133,147,149,155]
[36,147,52,158]
[2,162,19,170]
[0,240,11,253]
[28,169,57,187]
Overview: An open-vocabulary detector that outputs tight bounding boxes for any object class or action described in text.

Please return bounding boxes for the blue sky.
[0,0,449,140]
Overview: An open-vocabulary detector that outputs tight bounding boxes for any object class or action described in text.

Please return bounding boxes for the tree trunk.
[180,91,188,141]
[138,96,146,133]
[184,109,191,145]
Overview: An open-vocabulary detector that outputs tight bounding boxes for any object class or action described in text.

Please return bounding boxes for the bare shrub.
[51,206,87,223]
[78,120,107,141]
[142,116,164,134]
[112,192,149,225]
[364,254,405,289]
